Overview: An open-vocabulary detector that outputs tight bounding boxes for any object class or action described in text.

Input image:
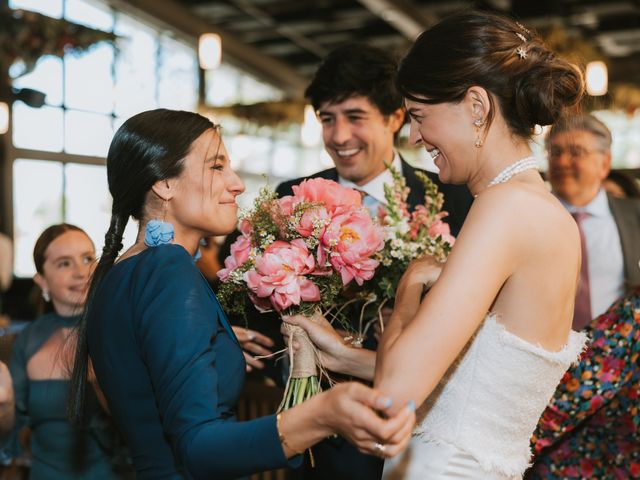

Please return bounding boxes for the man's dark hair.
[305,43,403,115]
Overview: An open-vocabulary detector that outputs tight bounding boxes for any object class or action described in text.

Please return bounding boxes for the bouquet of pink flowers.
[217,178,385,410]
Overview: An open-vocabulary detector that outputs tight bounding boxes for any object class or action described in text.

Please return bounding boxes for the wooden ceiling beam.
[354,0,437,39]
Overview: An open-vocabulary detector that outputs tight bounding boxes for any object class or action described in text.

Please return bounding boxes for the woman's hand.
[277,383,414,459]
[232,326,275,372]
[320,382,415,458]
[281,312,348,374]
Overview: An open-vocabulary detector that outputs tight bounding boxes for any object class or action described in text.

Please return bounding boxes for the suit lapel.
[318,168,339,182]
[608,195,640,286]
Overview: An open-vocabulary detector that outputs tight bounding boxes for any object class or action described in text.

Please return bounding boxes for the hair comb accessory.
[516,21,531,35]
[516,46,527,59]
[514,21,530,59]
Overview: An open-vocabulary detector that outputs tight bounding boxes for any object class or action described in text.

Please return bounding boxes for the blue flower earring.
[144,198,175,247]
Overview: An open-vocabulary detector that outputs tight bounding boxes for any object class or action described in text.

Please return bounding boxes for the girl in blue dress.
[67,109,416,480]
[1,224,130,479]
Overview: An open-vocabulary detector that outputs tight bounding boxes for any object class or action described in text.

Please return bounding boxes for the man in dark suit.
[277,43,472,236]
[273,43,472,480]
[546,113,640,330]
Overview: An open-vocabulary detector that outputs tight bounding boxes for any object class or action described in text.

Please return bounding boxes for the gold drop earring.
[474,119,485,148]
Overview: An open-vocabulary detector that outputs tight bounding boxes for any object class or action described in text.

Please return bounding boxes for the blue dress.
[6,312,126,479]
[87,244,297,480]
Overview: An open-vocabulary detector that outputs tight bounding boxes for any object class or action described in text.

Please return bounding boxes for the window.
[8,0,197,276]
[12,160,64,276]
[8,0,331,277]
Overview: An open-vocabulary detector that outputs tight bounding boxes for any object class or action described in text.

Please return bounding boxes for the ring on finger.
[373,442,386,456]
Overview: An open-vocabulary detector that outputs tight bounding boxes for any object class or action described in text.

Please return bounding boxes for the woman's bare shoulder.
[463,182,579,248]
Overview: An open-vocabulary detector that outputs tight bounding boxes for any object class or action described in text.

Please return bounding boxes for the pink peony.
[231,235,252,265]
[292,178,362,213]
[321,209,384,286]
[278,196,295,217]
[217,235,252,282]
[244,239,320,312]
[297,206,330,238]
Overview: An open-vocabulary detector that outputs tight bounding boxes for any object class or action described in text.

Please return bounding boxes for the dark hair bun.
[397,10,586,139]
[514,53,584,128]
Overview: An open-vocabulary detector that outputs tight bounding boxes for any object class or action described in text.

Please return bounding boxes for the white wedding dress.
[382,313,587,480]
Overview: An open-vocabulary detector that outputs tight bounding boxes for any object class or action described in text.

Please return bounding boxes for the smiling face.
[547,130,611,207]
[405,98,476,185]
[167,128,245,239]
[34,230,95,317]
[318,95,404,186]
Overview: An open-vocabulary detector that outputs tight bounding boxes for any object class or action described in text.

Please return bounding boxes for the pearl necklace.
[474,156,538,198]
[487,155,538,186]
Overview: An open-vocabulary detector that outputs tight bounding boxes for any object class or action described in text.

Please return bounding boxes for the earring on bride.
[474,119,484,148]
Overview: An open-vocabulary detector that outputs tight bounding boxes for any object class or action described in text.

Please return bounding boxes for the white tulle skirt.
[382,439,517,480]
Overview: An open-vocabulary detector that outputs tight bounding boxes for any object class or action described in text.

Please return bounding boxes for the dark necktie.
[572,211,592,330]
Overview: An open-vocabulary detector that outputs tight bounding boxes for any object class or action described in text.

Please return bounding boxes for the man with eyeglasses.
[525,113,640,479]
[546,113,640,328]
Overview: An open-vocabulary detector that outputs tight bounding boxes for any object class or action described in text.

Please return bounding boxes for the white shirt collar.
[338,152,402,205]
[561,188,610,218]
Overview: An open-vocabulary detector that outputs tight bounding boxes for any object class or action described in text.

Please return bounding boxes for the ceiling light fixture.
[199,33,222,70]
[586,61,608,96]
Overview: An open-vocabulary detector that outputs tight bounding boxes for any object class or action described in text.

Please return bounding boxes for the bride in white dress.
[283,10,589,480]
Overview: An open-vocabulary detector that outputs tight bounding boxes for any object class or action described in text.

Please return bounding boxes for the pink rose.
[217,234,253,282]
[321,209,384,286]
[292,178,362,213]
[244,239,321,312]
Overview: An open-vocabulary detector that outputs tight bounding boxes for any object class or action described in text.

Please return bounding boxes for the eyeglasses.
[547,145,605,160]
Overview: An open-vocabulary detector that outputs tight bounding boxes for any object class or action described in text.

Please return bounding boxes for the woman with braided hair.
[67,109,415,480]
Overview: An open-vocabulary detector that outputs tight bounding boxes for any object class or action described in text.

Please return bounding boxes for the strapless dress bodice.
[384,313,587,479]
